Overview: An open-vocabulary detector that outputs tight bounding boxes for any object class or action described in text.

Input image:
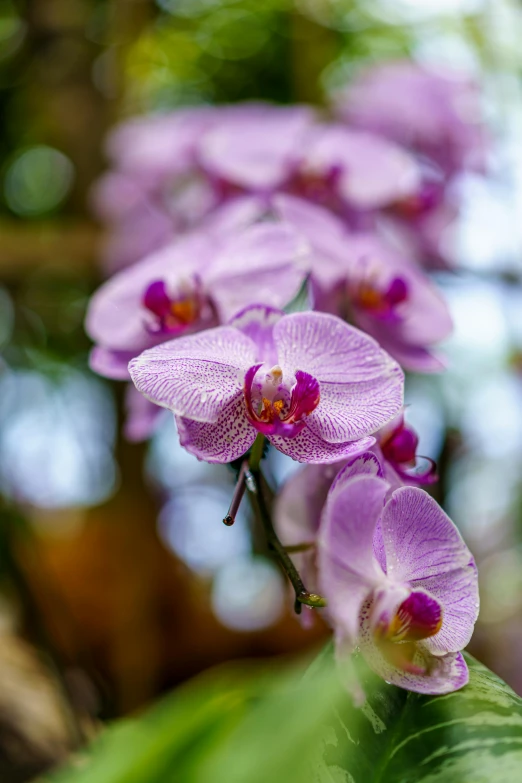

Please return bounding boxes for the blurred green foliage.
[44,649,522,783]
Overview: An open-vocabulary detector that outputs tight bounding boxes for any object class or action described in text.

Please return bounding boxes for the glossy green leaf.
[319,653,522,783]
[42,652,522,783]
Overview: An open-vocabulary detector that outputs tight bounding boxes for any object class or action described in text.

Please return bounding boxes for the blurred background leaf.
[41,651,522,783]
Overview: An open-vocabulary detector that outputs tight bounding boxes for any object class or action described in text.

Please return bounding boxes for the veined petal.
[381,487,476,582]
[413,568,479,655]
[307,372,404,443]
[380,487,479,654]
[274,311,403,383]
[318,474,389,641]
[329,451,384,495]
[175,396,257,463]
[128,326,257,422]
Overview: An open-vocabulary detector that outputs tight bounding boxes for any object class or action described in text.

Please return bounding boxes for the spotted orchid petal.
[176,396,257,464]
[268,429,375,464]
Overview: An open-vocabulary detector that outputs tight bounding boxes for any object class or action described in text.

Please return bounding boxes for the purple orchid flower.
[198,104,315,193]
[275,196,453,373]
[318,454,479,694]
[333,61,486,176]
[128,305,404,464]
[92,104,282,270]
[274,415,434,607]
[86,219,310,381]
[292,125,421,215]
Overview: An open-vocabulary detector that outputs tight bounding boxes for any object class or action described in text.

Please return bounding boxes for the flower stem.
[246,467,326,613]
[223,461,249,526]
[284,542,315,554]
[248,433,266,472]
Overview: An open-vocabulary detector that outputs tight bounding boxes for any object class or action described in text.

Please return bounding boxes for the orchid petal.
[89,346,133,380]
[128,326,256,422]
[308,374,404,443]
[274,311,403,384]
[85,233,213,352]
[268,429,375,465]
[175,396,257,463]
[302,125,421,209]
[208,223,310,321]
[273,195,352,288]
[124,385,164,442]
[228,304,282,365]
[199,105,314,190]
[380,487,479,654]
[318,474,390,642]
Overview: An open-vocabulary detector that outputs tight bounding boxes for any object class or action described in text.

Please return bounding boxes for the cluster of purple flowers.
[86,61,483,695]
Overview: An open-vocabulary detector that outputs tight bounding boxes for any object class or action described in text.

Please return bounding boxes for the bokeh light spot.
[4,146,74,217]
[197,9,269,61]
[211,555,285,631]
[158,485,251,575]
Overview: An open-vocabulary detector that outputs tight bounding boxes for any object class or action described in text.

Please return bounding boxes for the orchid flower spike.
[128,305,404,464]
[318,454,479,694]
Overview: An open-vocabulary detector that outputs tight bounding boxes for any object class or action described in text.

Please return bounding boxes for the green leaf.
[320,653,522,783]
[284,276,311,314]
[42,652,522,783]
[42,652,343,783]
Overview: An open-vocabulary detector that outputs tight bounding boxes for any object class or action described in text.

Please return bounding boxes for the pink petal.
[208,223,310,321]
[273,194,353,288]
[175,396,257,463]
[228,304,282,365]
[89,346,133,380]
[85,232,214,352]
[128,326,257,422]
[329,451,384,495]
[318,474,389,641]
[268,428,375,464]
[199,104,314,191]
[380,487,479,653]
[124,385,164,442]
[307,374,404,443]
[274,311,403,384]
[302,125,421,209]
